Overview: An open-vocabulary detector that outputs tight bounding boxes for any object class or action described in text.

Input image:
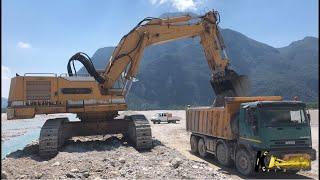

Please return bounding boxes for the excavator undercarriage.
[39,115,152,158]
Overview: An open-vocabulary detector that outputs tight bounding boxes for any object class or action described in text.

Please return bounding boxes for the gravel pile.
[1,136,227,179]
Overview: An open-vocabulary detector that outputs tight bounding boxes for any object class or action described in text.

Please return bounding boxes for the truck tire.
[190,135,198,154]
[216,142,232,166]
[235,148,255,176]
[198,138,208,158]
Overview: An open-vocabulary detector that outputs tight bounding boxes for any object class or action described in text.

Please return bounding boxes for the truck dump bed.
[186,96,282,140]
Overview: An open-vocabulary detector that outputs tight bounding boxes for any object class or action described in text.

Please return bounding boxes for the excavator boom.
[74,10,249,105]
[104,11,248,98]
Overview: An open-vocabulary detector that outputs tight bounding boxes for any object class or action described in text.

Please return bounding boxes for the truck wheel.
[190,135,198,154]
[153,121,156,124]
[198,138,207,158]
[235,148,255,176]
[216,142,231,166]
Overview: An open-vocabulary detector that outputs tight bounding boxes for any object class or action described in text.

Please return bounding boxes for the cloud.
[2,66,11,80]
[150,0,158,5]
[150,0,204,11]
[17,41,32,49]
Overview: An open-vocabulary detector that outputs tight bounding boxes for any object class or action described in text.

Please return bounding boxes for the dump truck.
[186,96,316,176]
[150,113,180,124]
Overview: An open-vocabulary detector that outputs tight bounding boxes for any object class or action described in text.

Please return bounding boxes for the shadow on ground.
[6,135,165,162]
[190,151,312,179]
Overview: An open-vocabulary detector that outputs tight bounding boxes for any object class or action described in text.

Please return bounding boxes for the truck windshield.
[260,108,307,126]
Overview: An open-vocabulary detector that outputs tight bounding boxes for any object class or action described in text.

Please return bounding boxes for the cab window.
[260,108,307,126]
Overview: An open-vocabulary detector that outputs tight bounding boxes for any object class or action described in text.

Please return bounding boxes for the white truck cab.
[151,113,180,124]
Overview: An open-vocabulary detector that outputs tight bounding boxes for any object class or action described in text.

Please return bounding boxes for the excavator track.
[39,118,68,158]
[126,115,153,150]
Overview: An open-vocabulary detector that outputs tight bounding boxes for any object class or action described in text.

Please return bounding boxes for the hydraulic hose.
[67,52,105,84]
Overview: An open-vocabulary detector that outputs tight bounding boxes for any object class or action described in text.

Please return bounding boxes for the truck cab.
[237,101,316,158]
[151,113,179,124]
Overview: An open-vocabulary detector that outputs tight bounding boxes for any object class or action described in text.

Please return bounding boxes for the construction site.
[1,2,319,180]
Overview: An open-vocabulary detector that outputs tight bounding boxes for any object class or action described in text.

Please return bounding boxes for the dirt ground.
[1,110,319,179]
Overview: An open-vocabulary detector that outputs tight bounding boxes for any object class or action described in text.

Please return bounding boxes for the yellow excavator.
[7,10,249,157]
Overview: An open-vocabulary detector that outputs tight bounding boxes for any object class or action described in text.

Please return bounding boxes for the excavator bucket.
[210,70,250,106]
[229,75,250,97]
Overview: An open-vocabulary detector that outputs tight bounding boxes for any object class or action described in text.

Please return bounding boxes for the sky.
[1,0,319,98]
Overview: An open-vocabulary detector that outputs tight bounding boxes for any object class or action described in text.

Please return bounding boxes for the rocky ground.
[1,110,319,179]
[1,136,226,179]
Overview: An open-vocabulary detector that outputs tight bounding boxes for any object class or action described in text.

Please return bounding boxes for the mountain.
[79,47,115,74]
[78,22,318,110]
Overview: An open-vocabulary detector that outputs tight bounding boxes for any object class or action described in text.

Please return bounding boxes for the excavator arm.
[103,11,225,87]
[96,10,249,105]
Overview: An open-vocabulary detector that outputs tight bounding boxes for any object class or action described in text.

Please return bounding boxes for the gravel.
[1,135,226,179]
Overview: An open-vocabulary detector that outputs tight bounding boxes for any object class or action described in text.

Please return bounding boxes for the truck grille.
[270,138,310,148]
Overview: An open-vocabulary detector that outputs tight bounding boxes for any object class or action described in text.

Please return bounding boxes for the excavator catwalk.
[7,10,248,157]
